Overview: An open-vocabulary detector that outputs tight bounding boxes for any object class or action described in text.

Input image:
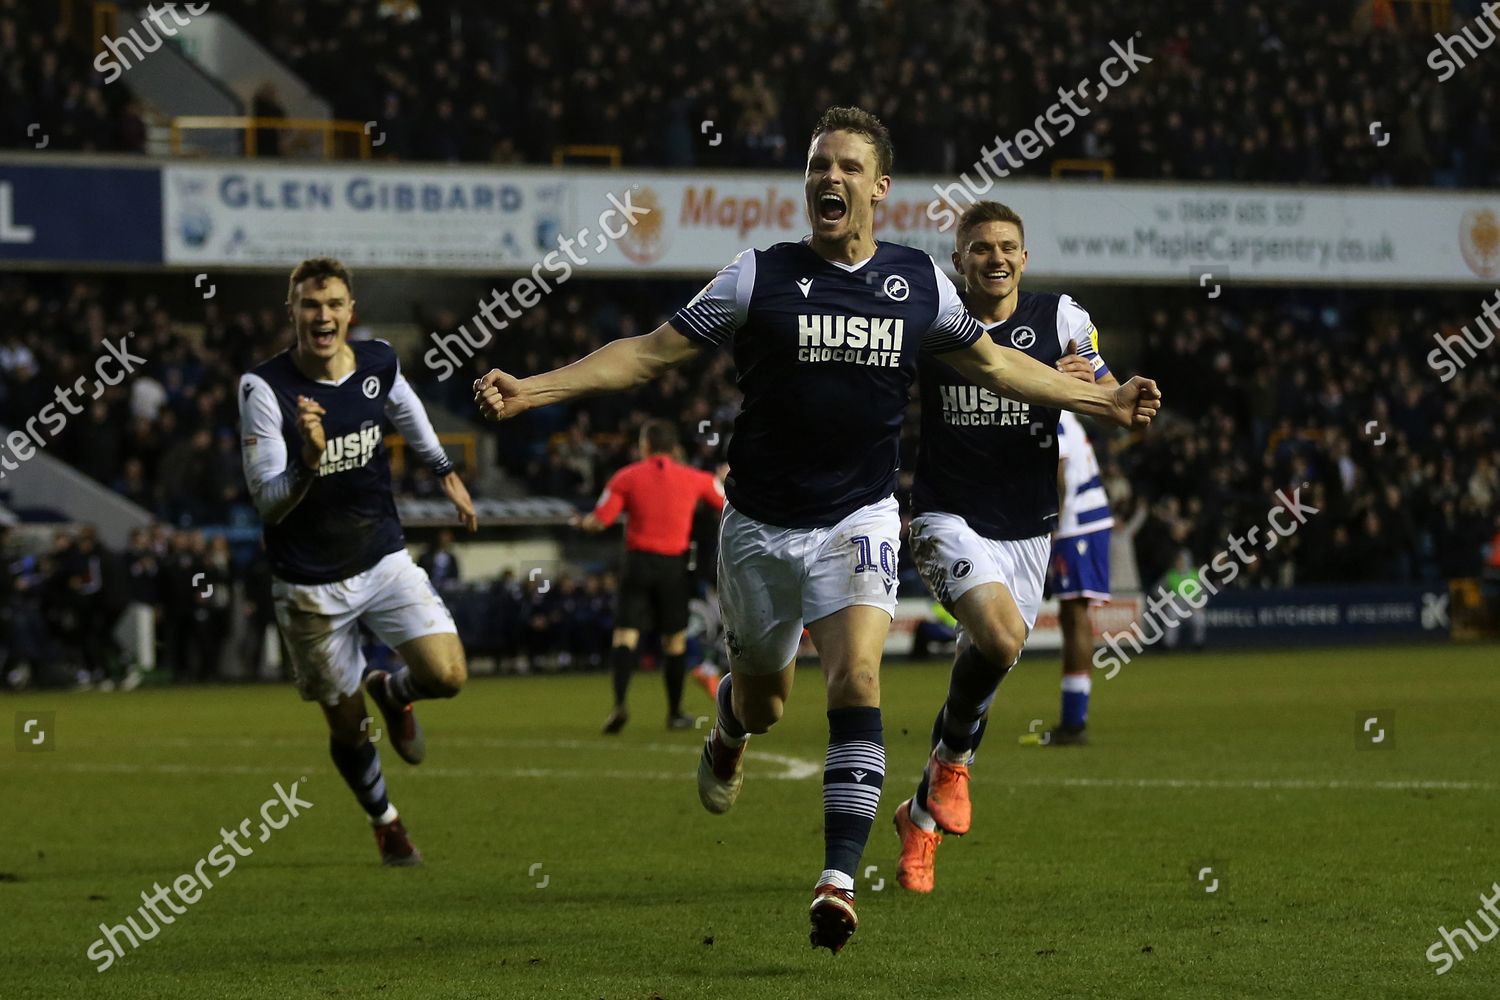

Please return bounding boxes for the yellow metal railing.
[91,1,119,51]
[170,116,374,159]
[1050,158,1115,180]
[1392,0,1451,32]
[385,433,477,479]
[551,144,622,167]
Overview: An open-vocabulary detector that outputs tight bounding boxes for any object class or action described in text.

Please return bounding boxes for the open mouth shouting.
[816,190,848,226]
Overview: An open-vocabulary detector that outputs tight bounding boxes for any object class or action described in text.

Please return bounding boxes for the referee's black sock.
[663,652,687,715]
[610,645,638,707]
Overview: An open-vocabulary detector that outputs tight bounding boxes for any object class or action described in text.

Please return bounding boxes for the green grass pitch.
[4,643,1497,999]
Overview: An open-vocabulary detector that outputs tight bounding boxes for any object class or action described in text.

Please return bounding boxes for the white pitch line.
[29,737,822,783]
[45,736,825,781]
[33,761,782,782]
[25,761,1493,792]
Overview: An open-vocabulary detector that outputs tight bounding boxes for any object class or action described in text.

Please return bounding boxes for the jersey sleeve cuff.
[669,308,730,347]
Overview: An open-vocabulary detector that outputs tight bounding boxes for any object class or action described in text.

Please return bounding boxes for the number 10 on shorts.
[851,535,897,576]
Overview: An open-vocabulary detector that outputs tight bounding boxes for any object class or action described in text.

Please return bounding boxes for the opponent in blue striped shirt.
[1044,408,1117,745]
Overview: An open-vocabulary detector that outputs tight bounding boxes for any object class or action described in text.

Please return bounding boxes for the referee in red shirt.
[576,419,726,732]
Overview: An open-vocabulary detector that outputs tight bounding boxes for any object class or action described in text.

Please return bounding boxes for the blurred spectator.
[250,81,286,156]
[418,528,462,588]
[62,525,132,686]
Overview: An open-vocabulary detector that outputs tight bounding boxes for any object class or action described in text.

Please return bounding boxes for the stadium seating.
[6,1,1498,186]
[0,0,146,154]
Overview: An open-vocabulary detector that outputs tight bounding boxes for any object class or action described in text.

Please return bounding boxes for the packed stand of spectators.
[8,263,1500,584]
[0,275,271,526]
[3,276,1496,690]
[0,520,684,690]
[7,0,1499,188]
[182,0,1500,187]
[1123,290,1500,590]
[0,0,147,153]
[410,280,737,507]
[430,282,1500,595]
[5,271,1496,600]
[416,529,623,672]
[0,274,465,522]
[1,522,243,690]
[0,272,732,518]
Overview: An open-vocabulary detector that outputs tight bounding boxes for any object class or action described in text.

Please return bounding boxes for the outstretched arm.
[474,323,701,421]
[944,336,1159,428]
[574,474,626,533]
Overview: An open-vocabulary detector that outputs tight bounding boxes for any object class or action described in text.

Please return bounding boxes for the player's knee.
[825,658,881,707]
[433,662,467,697]
[970,620,1025,670]
[420,655,467,698]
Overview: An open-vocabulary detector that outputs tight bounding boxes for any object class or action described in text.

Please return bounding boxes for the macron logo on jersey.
[797,314,904,368]
[938,384,1031,427]
[317,424,382,477]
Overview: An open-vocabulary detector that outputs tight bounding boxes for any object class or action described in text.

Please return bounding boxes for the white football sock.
[908,795,938,833]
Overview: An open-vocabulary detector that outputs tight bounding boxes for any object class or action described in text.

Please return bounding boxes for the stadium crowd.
[0,0,147,154]
[0,517,661,689]
[2,271,1496,686]
[5,0,1500,188]
[1127,290,1500,589]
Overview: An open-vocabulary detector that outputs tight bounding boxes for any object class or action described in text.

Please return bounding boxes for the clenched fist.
[473,369,528,422]
[295,395,326,470]
[1109,377,1161,428]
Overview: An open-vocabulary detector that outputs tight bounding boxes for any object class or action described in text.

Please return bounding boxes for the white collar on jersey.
[802,235,880,272]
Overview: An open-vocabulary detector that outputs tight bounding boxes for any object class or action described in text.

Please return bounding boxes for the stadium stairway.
[108,8,329,158]
[0,426,151,549]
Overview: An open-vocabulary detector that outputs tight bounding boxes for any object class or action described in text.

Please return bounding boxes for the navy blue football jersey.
[672,240,982,528]
[911,291,1111,540]
[239,341,407,583]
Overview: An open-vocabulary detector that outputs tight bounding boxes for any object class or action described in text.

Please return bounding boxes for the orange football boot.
[923,752,972,835]
[894,798,942,893]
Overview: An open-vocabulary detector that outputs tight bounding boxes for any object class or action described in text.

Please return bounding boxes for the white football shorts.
[909,511,1049,631]
[717,496,900,675]
[272,548,457,705]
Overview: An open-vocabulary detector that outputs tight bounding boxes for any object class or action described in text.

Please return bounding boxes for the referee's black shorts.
[615,550,690,634]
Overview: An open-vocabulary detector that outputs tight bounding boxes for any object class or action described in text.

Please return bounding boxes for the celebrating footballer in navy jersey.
[894,202,1121,892]
[474,108,1160,953]
[239,258,478,867]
